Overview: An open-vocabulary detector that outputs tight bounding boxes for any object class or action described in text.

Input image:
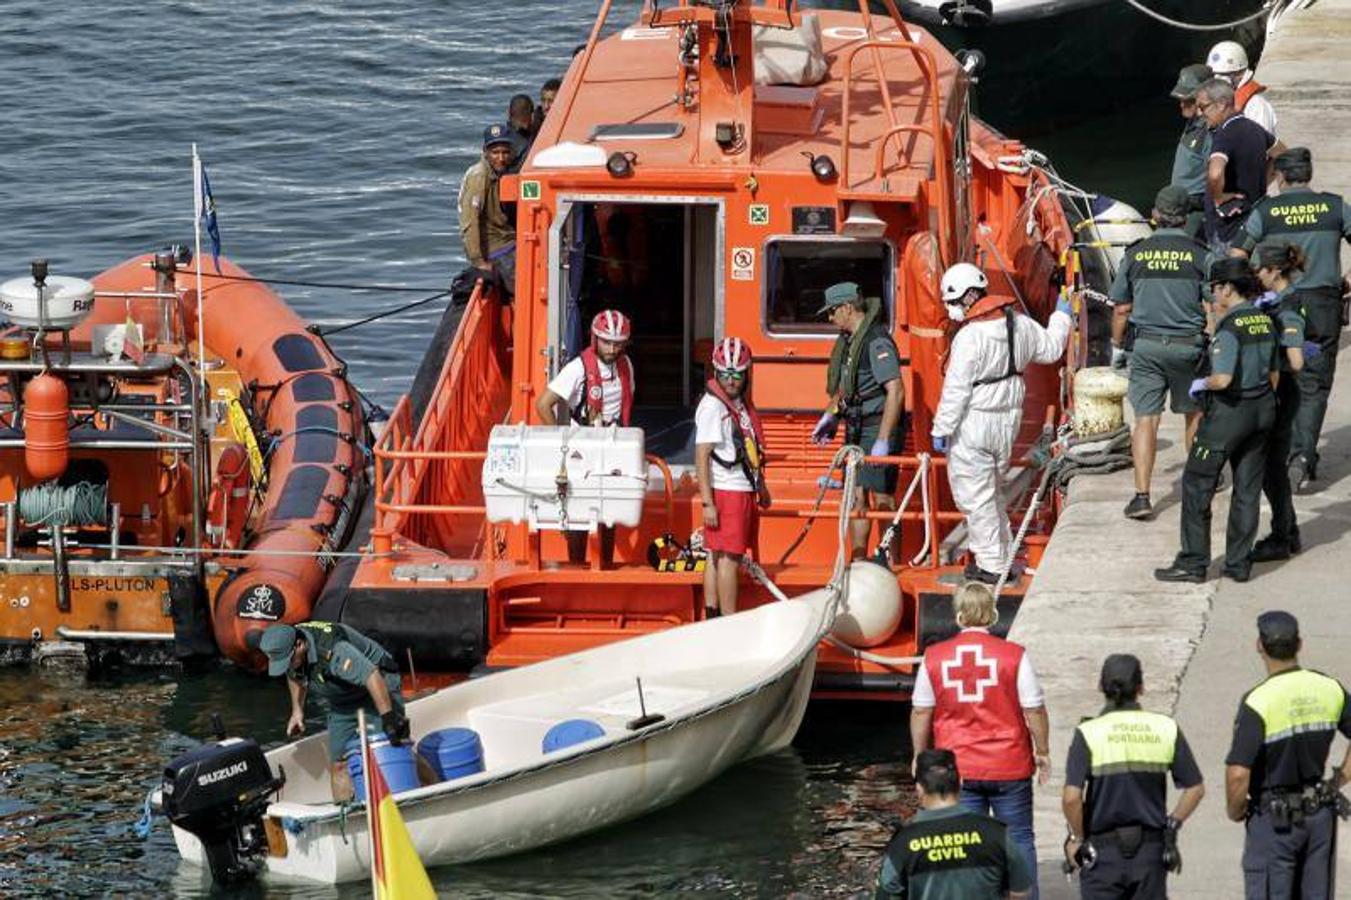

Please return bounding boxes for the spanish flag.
[360,715,436,899]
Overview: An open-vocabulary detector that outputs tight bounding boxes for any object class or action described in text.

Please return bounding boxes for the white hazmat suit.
[932,304,1072,574]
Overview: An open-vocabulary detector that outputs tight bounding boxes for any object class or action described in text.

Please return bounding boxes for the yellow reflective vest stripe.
[1078,710,1178,776]
[1244,669,1345,745]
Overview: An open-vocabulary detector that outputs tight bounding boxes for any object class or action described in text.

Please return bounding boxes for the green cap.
[1170,64,1213,100]
[817,281,861,316]
[1154,185,1192,219]
[258,624,299,677]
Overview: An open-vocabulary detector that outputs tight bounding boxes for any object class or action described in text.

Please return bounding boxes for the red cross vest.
[923,629,1035,781]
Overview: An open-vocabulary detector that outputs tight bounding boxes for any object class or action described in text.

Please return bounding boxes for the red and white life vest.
[575,346,634,426]
[923,630,1035,781]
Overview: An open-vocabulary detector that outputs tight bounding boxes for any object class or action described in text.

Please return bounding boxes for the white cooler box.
[481,424,647,530]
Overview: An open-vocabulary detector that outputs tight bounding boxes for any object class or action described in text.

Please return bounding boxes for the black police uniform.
[1169,301,1278,579]
[875,804,1033,900]
[1257,287,1306,555]
[1240,186,1351,480]
[1065,703,1202,899]
[1227,667,1351,899]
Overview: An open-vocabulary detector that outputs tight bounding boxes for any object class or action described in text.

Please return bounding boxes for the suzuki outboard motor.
[159,737,284,885]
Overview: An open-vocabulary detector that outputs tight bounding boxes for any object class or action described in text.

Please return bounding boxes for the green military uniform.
[1258,284,1306,554]
[1109,227,1209,417]
[289,621,406,762]
[874,804,1033,900]
[1171,115,1212,238]
[1240,184,1351,479]
[1065,704,1202,899]
[1170,301,1277,579]
[825,289,904,493]
[1227,663,1351,899]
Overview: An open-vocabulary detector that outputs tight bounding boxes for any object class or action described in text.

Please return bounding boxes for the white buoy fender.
[830,561,903,648]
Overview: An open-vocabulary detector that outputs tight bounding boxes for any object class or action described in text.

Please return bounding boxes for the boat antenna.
[626,676,666,731]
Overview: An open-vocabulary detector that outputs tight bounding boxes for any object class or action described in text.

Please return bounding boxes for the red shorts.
[703,489,759,556]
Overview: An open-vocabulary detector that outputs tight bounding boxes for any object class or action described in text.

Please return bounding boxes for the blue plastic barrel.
[542,718,605,753]
[416,727,485,782]
[346,734,420,802]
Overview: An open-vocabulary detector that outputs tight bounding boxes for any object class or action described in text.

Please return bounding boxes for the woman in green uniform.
[1251,241,1308,563]
[1155,257,1278,584]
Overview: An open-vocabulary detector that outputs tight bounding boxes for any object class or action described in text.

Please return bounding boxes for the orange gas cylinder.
[23,373,69,482]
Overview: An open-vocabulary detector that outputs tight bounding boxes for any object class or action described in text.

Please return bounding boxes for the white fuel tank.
[482,424,647,530]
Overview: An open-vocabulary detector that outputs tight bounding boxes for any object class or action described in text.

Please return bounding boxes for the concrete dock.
[1014,2,1351,895]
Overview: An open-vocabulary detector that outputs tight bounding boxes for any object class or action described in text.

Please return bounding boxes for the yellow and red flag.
[360,715,436,899]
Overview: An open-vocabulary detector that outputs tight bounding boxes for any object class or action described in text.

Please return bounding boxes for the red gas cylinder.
[24,373,69,482]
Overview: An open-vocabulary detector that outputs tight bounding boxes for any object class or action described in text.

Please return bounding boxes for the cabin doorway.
[549,196,723,463]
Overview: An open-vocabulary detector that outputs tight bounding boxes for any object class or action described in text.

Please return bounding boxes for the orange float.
[22,373,69,483]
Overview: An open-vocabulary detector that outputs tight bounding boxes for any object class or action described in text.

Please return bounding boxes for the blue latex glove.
[869,438,891,458]
[1055,294,1073,317]
[816,475,843,491]
[1188,377,1209,399]
[811,412,839,445]
[1303,340,1323,360]
[932,435,949,454]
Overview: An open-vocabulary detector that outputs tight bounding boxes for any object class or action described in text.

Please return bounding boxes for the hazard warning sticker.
[731,247,755,281]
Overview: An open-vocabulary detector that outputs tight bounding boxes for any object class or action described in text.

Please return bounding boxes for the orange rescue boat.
[0,250,366,668]
[318,0,1102,698]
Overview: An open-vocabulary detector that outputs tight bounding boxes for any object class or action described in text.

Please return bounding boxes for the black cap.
[1099,653,1143,696]
[1154,185,1192,218]
[1209,256,1253,285]
[1257,610,1300,643]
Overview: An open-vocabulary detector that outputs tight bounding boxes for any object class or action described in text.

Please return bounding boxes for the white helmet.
[940,262,988,302]
[1206,41,1248,76]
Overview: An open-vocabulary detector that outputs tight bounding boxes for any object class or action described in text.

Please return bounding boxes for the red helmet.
[711,336,752,373]
[591,309,631,343]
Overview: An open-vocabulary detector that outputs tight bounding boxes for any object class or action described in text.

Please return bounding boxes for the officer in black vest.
[1062,655,1205,899]
[1156,257,1278,584]
[876,749,1033,900]
[1109,185,1210,521]
[1225,611,1351,900]
[254,621,413,801]
[1236,147,1351,492]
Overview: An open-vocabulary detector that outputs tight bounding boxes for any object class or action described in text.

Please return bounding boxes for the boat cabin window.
[763,238,893,336]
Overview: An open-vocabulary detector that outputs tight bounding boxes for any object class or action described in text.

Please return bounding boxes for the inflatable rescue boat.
[0,250,366,668]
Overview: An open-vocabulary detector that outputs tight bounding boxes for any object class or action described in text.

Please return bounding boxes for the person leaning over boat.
[1197,78,1282,254]
[1249,241,1308,565]
[1225,611,1351,900]
[1061,654,1205,900]
[1111,185,1210,522]
[694,337,770,617]
[251,621,415,802]
[1206,40,1277,138]
[535,309,634,567]
[1232,147,1351,494]
[810,281,904,560]
[1155,257,1278,584]
[1168,63,1214,239]
[929,264,1073,584]
[457,124,517,297]
[910,582,1050,900]
[875,749,1033,900]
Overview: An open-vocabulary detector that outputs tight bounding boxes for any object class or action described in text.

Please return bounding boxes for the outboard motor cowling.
[160,737,284,885]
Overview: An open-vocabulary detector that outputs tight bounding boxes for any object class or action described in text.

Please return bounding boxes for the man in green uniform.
[1062,654,1206,899]
[1155,257,1277,583]
[1234,147,1351,491]
[1225,611,1351,899]
[254,621,412,801]
[1169,64,1214,239]
[1110,185,1210,521]
[811,281,905,558]
[1251,240,1308,563]
[875,749,1033,900]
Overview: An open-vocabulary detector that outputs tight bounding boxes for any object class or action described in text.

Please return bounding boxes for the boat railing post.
[3,500,14,560]
[109,502,121,560]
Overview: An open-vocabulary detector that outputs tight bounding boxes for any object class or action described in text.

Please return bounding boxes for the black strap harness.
[972,307,1023,387]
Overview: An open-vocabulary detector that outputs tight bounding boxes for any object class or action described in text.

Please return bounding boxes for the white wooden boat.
[169,587,833,885]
